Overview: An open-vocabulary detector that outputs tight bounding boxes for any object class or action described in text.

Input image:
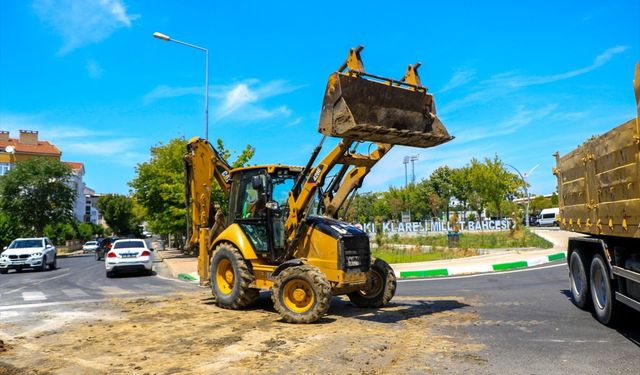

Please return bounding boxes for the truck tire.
[569,250,591,310]
[347,258,397,308]
[210,243,259,310]
[589,254,618,325]
[272,265,332,324]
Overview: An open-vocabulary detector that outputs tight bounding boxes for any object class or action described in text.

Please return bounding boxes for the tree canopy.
[345,154,528,223]
[0,158,75,236]
[129,137,254,243]
[97,194,140,236]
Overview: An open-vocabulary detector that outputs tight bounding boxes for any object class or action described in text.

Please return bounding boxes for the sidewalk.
[159,229,576,282]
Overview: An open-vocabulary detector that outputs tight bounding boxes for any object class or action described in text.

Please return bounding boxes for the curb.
[178,272,199,282]
[398,252,566,279]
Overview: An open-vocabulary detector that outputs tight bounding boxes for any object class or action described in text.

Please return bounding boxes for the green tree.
[129,137,254,245]
[97,194,138,235]
[0,158,75,236]
[468,155,520,218]
[426,166,454,217]
[0,212,20,250]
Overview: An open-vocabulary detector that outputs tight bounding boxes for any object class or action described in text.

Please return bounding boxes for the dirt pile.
[0,291,486,374]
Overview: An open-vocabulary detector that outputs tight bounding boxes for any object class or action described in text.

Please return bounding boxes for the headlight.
[31,252,42,257]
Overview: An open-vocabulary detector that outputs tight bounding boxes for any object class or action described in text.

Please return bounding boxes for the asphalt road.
[1,255,638,374]
[0,254,196,339]
[398,262,640,374]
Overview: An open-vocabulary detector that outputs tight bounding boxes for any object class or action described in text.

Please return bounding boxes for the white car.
[105,239,154,277]
[0,237,57,274]
[82,240,99,253]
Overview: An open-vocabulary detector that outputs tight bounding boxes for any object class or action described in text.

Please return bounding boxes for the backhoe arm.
[184,137,232,251]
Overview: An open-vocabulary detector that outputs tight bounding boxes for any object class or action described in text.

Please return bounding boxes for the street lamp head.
[153,32,171,41]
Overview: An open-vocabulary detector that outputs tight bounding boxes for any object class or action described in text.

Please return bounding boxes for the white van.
[538,207,559,226]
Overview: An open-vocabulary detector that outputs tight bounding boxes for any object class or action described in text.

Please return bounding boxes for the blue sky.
[1,1,638,196]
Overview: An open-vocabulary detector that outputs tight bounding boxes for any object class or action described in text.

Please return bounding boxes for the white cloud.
[438,68,476,93]
[442,45,627,114]
[0,112,144,166]
[86,59,104,79]
[144,79,304,122]
[482,45,628,88]
[33,0,140,54]
[454,104,558,144]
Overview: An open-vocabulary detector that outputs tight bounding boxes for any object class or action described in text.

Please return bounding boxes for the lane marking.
[4,272,71,294]
[527,339,609,343]
[0,298,106,311]
[22,291,46,301]
[98,286,131,295]
[62,288,90,298]
[398,262,566,283]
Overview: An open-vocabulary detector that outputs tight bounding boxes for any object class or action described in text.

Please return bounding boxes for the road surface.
[0,254,638,374]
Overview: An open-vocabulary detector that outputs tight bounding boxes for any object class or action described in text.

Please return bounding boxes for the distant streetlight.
[410,155,419,184]
[403,156,410,187]
[506,163,538,227]
[153,31,209,140]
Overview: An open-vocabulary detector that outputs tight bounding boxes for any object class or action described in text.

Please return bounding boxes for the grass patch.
[390,228,552,249]
[373,229,552,264]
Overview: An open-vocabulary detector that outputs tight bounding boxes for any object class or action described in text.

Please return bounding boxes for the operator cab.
[228,165,302,262]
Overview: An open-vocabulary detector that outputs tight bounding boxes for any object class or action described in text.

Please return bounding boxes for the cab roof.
[231,164,303,174]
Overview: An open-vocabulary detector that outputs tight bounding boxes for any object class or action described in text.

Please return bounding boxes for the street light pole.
[403,156,410,187]
[410,155,419,184]
[506,163,531,227]
[153,32,209,140]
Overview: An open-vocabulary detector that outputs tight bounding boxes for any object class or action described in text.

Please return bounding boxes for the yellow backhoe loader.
[184,46,453,323]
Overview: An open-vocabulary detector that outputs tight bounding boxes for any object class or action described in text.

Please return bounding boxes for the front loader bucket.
[318,72,453,148]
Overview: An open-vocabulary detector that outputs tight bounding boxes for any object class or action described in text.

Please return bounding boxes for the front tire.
[569,250,590,309]
[272,265,332,324]
[210,243,259,309]
[106,270,113,278]
[0,269,7,274]
[49,255,57,270]
[348,258,397,308]
[590,254,618,325]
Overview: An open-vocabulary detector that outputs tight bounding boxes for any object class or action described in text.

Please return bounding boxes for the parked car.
[105,238,154,277]
[82,240,99,253]
[0,237,57,274]
[538,207,560,226]
[95,237,119,261]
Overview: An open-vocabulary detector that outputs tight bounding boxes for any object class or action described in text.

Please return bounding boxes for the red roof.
[63,161,84,171]
[0,138,61,156]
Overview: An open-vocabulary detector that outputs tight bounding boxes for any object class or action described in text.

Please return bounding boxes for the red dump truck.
[554,63,640,325]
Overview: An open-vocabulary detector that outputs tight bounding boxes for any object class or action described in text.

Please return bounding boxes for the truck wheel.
[347,258,397,308]
[210,243,259,309]
[569,250,591,310]
[272,265,331,324]
[589,254,618,325]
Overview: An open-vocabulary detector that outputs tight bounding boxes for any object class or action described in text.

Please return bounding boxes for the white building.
[84,186,106,226]
[63,162,86,222]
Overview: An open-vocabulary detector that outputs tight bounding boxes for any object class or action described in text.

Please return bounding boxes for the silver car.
[0,237,57,274]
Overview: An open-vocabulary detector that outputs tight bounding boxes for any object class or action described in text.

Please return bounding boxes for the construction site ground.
[1,290,485,375]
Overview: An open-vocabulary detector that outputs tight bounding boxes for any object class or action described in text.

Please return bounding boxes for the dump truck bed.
[555,117,640,238]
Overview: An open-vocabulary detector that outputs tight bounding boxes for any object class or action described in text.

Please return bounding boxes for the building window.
[0,163,12,176]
